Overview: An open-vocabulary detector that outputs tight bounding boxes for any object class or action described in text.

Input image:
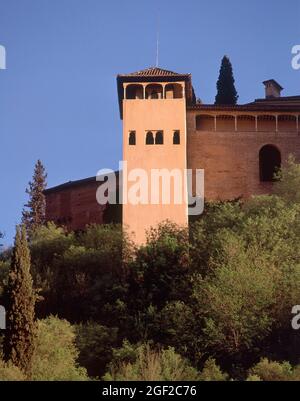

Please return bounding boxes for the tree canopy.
[215,55,238,105]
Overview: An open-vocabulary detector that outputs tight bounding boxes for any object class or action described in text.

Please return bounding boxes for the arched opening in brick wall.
[126,84,143,99]
[145,84,163,99]
[259,144,281,182]
[165,83,183,99]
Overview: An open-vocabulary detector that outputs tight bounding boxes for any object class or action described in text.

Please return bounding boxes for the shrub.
[248,358,294,381]
[75,322,118,378]
[199,358,228,381]
[0,358,25,381]
[31,316,88,381]
[103,342,199,381]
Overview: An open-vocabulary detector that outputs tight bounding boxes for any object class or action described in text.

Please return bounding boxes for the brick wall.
[187,111,300,200]
[45,181,104,230]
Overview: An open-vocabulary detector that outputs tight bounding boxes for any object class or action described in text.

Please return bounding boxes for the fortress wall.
[45,181,106,231]
[187,111,300,200]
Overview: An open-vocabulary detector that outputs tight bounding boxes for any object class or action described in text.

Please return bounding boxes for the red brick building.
[45,175,121,231]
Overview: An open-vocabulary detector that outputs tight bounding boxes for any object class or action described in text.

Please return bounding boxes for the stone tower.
[117,67,194,244]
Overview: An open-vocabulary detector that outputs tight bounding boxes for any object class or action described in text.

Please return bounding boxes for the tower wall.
[123,96,188,244]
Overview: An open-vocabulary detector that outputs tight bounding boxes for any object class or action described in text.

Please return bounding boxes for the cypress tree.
[215,55,238,105]
[22,160,47,234]
[3,225,36,377]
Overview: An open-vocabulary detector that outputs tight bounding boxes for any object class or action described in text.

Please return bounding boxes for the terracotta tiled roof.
[118,66,190,78]
[117,66,195,118]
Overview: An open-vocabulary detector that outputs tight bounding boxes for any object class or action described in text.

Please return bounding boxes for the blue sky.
[0,0,299,245]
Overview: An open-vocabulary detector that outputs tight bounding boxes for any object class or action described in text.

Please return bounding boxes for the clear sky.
[0,0,299,246]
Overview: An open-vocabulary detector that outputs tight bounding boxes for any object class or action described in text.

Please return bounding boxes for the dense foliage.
[103,342,200,381]
[31,316,88,381]
[1,158,300,380]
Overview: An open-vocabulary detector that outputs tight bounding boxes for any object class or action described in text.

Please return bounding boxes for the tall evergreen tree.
[3,225,36,377]
[22,160,47,234]
[215,55,238,105]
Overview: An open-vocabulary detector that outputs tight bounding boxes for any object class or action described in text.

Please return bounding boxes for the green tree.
[215,55,238,105]
[31,316,88,381]
[103,342,199,381]
[274,155,300,204]
[152,301,202,365]
[29,223,132,325]
[29,223,75,316]
[55,224,131,324]
[126,222,192,344]
[75,322,118,378]
[3,225,36,377]
[22,160,47,235]
[192,235,276,356]
[199,358,228,381]
[0,358,26,381]
[189,193,300,373]
[129,222,190,311]
[248,358,294,381]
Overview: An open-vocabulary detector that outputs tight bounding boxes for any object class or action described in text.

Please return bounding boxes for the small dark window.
[146,131,154,145]
[129,131,136,145]
[173,131,180,144]
[259,144,281,182]
[155,131,164,145]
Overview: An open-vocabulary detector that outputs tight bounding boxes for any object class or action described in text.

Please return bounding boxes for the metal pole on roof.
[156,13,160,67]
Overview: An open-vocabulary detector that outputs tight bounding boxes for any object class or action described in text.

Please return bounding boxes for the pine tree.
[22,160,47,234]
[3,225,36,377]
[215,55,238,105]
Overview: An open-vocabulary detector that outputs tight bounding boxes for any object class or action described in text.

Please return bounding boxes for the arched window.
[155,131,164,144]
[126,84,143,99]
[173,131,180,144]
[146,131,154,145]
[129,131,136,145]
[145,84,163,99]
[259,145,281,182]
[165,83,183,99]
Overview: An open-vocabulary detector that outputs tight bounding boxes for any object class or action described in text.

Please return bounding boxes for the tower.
[117,67,194,244]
